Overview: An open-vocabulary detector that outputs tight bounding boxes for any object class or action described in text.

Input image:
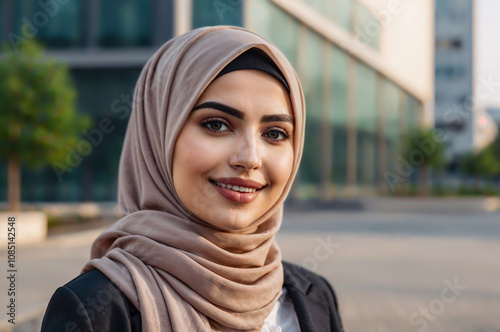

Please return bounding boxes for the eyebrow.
[192,101,294,125]
[193,101,244,119]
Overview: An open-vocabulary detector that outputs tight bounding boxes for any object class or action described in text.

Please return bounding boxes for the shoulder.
[282,261,339,304]
[41,269,141,332]
[282,261,343,331]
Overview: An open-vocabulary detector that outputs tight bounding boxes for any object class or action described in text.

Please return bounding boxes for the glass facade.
[355,62,377,187]
[330,47,349,188]
[7,0,85,48]
[247,0,422,197]
[0,0,154,202]
[1,0,172,49]
[352,0,380,49]
[97,0,153,48]
[0,68,140,202]
[300,29,324,187]
[0,0,422,202]
[383,79,401,175]
[249,0,298,66]
[299,0,379,50]
[192,0,243,28]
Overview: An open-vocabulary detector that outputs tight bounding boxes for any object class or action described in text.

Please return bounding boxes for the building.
[0,0,433,202]
[434,0,474,160]
[485,108,500,130]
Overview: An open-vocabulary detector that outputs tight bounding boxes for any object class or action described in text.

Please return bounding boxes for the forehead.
[197,70,293,117]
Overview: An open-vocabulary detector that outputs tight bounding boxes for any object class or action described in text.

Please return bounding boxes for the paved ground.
[279,210,500,332]
[1,209,499,331]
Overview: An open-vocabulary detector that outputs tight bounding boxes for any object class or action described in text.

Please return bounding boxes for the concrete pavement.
[0,209,499,332]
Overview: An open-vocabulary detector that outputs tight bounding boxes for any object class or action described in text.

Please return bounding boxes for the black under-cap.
[215,48,290,92]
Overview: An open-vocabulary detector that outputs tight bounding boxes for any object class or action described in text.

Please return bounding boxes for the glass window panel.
[0,2,4,40]
[330,0,352,31]
[384,79,400,174]
[37,0,84,48]
[299,29,324,188]
[11,1,38,44]
[192,0,243,28]
[1,68,142,202]
[69,67,141,200]
[299,0,352,32]
[98,0,152,48]
[406,94,419,129]
[352,1,379,50]
[331,46,349,186]
[9,1,84,48]
[355,61,377,186]
[299,0,323,13]
[246,0,298,67]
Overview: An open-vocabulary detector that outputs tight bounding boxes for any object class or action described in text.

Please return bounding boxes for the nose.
[229,132,262,171]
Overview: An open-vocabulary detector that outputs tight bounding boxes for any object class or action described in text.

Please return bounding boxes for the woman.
[42,26,343,332]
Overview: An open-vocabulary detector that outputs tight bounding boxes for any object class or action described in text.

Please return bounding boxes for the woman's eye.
[264,129,288,141]
[202,120,229,132]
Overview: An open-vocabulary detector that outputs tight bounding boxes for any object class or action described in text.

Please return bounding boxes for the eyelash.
[199,117,291,143]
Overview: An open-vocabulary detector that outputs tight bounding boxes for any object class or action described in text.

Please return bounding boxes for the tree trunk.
[7,156,21,212]
[420,165,429,196]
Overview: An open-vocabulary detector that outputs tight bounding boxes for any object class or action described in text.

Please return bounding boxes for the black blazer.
[42,262,343,332]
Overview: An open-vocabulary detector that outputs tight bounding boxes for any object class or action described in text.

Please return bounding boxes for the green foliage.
[455,183,498,196]
[0,41,91,168]
[459,152,476,177]
[401,128,447,171]
[459,136,500,179]
[431,184,455,197]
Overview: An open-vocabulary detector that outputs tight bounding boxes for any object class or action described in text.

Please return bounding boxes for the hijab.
[83,26,305,331]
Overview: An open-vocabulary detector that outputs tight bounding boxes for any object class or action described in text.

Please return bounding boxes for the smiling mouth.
[209,180,265,193]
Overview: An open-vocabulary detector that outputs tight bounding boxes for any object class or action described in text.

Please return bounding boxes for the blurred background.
[0,0,499,331]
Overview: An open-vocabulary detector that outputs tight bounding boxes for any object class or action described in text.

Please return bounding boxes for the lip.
[211,177,265,189]
[209,177,266,204]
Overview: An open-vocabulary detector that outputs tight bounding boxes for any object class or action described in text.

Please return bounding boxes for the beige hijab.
[83,26,305,331]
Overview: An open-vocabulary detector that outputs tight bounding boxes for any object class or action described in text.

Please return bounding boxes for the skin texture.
[172,70,294,232]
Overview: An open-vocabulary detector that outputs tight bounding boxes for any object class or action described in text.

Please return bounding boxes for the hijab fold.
[83,26,305,331]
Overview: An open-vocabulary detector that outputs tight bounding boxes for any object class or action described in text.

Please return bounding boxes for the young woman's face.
[172,69,294,232]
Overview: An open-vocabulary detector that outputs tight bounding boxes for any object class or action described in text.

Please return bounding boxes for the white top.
[262,288,301,332]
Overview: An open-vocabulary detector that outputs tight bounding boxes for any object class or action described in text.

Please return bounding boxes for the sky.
[475,0,500,110]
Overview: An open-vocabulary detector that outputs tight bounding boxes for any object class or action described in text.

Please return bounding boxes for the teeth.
[215,182,257,193]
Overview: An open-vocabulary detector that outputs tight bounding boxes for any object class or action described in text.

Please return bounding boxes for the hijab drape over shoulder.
[83,26,305,331]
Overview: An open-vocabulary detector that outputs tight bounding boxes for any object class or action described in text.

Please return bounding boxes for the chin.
[206,208,259,232]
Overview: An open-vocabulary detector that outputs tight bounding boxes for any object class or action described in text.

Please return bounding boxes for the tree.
[401,128,446,196]
[0,41,91,211]
[460,137,500,187]
[476,146,500,179]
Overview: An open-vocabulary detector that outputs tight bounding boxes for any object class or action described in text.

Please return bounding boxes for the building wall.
[0,0,176,202]
[360,0,435,112]
[246,0,426,197]
[0,0,428,202]
[434,0,474,159]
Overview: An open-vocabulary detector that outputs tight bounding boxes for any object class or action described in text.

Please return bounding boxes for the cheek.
[173,128,226,182]
[265,146,294,189]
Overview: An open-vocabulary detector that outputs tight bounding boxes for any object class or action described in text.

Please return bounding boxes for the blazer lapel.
[283,263,332,332]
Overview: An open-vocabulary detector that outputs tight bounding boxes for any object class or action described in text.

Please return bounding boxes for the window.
[355,61,377,185]
[246,0,298,66]
[300,29,324,185]
[384,80,401,175]
[331,46,349,186]
[299,0,352,33]
[192,0,243,29]
[10,0,85,48]
[98,0,153,48]
[352,1,380,50]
